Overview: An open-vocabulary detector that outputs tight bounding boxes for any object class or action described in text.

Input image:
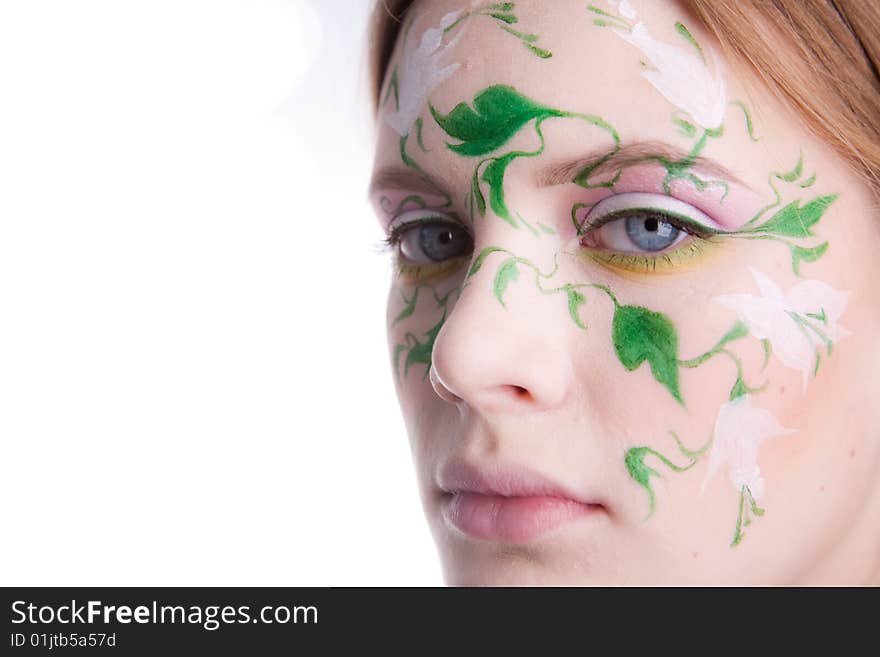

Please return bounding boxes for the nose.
[428,247,576,416]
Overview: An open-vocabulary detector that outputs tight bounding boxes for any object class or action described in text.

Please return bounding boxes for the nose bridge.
[429,222,577,415]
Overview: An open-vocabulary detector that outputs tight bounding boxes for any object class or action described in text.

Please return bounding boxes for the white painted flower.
[714,267,850,391]
[384,9,465,137]
[703,395,795,500]
[604,2,727,129]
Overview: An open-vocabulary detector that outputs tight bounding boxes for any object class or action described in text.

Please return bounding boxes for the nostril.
[476,384,538,412]
[510,385,531,399]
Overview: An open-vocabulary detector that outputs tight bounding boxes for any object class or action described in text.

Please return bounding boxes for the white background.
[0,0,441,585]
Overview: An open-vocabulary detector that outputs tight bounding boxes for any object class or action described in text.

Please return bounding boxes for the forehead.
[376,0,727,142]
[426,4,678,92]
[369,0,783,221]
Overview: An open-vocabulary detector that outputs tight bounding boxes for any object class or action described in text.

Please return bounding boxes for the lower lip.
[442,492,601,543]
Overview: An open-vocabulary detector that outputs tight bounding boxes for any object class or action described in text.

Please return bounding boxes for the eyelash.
[381,222,416,250]
[377,220,472,282]
[578,208,720,273]
[578,208,717,239]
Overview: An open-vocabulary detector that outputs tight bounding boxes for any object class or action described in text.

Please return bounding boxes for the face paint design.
[591,2,727,131]
[375,0,850,550]
[384,10,465,138]
[703,395,796,545]
[714,267,850,390]
[625,430,712,516]
[462,244,756,395]
[391,283,461,385]
[380,3,557,232]
[731,157,836,275]
[432,85,619,233]
[381,1,555,138]
[461,2,554,59]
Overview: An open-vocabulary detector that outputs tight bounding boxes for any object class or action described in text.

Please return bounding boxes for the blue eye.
[390,212,473,265]
[624,212,682,251]
[580,192,721,255]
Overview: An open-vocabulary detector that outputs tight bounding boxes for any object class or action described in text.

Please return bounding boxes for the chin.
[432,527,606,587]
[440,554,600,586]
[441,555,570,587]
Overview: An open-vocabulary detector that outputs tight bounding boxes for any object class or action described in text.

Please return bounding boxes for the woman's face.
[369,0,880,585]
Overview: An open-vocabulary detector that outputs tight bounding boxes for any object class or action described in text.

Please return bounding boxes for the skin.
[368,0,880,585]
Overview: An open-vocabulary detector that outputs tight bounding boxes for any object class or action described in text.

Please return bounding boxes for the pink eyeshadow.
[371,189,452,231]
[609,164,765,231]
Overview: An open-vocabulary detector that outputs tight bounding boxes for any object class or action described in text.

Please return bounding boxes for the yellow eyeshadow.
[581,237,723,275]
[394,254,470,285]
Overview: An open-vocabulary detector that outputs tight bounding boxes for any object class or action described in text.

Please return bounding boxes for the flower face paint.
[714,267,850,390]
[384,9,465,137]
[703,394,795,545]
[595,2,727,130]
[369,0,880,585]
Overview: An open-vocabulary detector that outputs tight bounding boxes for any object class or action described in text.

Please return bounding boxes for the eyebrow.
[535,140,748,188]
[367,168,447,200]
[368,140,748,199]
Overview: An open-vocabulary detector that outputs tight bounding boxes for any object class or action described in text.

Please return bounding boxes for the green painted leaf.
[404,340,430,377]
[749,494,766,517]
[780,154,803,182]
[751,194,838,237]
[587,5,619,19]
[493,258,519,307]
[524,43,552,58]
[799,172,817,188]
[500,25,539,42]
[729,376,747,400]
[381,68,399,111]
[674,116,696,138]
[482,154,518,226]
[467,246,505,279]
[567,289,587,329]
[430,85,559,156]
[625,447,661,516]
[613,305,683,404]
[392,288,419,326]
[674,21,705,61]
[471,167,486,216]
[791,241,829,276]
[488,12,517,24]
[404,315,444,378]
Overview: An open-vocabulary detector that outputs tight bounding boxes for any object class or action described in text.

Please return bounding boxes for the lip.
[437,460,604,544]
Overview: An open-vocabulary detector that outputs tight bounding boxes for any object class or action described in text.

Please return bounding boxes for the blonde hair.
[367,0,880,196]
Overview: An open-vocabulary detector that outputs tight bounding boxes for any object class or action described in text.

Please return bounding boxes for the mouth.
[437,460,605,544]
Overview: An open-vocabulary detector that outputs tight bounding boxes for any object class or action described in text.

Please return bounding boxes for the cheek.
[758,305,879,537]
[560,259,811,538]
[385,279,458,424]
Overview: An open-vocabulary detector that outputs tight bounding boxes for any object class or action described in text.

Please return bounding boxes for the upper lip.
[437,459,598,506]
